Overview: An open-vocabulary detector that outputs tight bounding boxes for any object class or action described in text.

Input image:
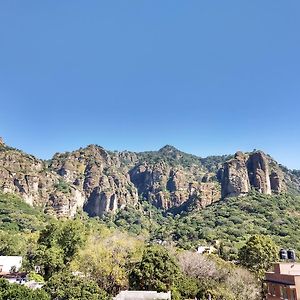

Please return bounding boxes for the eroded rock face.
[270,170,286,194]
[0,145,85,217]
[129,162,220,210]
[0,138,296,218]
[188,182,221,208]
[50,145,139,216]
[220,151,288,198]
[220,152,250,198]
[247,151,271,195]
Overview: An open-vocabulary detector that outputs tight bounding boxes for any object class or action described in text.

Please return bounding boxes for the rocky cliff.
[0,138,299,217]
[219,151,288,198]
[0,142,85,217]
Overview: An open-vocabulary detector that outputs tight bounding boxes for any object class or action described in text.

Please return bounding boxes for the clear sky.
[0,1,299,169]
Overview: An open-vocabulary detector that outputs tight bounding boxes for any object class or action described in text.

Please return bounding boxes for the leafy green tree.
[33,219,86,279]
[43,272,109,300]
[0,231,26,256]
[239,234,278,277]
[129,245,181,292]
[0,278,50,300]
[71,228,144,295]
[175,276,199,299]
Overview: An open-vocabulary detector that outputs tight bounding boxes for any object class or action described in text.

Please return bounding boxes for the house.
[113,291,171,300]
[265,263,300,299]
[0,272,27,284]
[0,256,22,273]
[196,246,216,254]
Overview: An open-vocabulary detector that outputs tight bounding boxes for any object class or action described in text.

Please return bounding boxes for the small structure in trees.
[113,290,171,300]
[0,256,22,274]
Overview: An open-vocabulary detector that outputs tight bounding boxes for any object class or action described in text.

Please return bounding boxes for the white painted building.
[114,291,171,300]
[197,246,216,254]
[0,256,22,273]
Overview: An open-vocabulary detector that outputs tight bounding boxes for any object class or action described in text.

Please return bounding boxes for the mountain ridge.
[0,137,299,218]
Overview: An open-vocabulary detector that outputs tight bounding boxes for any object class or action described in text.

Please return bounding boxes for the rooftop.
[266,263,300,276]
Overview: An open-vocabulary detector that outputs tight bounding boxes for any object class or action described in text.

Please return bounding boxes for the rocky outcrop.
[188,182,221,208]
[247,151,271,195]
[50,145,138,216]
[129,161,219,210]
[270,170,285,194]
[219,152,250,198]
[220,151,288,198]
[0,142,85,217]
[0,138,297,217]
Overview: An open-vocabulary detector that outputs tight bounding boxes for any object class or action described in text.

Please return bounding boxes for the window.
[291,289,296,300]
[271,284,276,296]
[279,286,288,300]
[268,284,276,296]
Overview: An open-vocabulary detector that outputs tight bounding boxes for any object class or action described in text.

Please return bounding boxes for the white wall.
[0,256,22,273]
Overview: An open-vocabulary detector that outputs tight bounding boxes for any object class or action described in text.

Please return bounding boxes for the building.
[0,272,27,284]
[113,291,171,300]
[196,246,216,254]
[265,263,300,299]
[0,256,22,273]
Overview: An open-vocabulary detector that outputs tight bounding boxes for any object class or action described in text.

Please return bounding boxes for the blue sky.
[0,1,299,169]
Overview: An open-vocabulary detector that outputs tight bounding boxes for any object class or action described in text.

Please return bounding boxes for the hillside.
[0,137,299,219]
[107,191,300,257]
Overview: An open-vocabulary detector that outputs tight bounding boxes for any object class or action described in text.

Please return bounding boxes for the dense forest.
[0,190,297,299]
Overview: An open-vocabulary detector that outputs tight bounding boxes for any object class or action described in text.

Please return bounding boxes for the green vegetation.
[138,145,203,168]
[44,272,109,300]
[32,219,87,279]
[0,192,47,232]
[1,190,300,299]
[0,278,50,300]
[239,235,278,278]
[54,179,72,194]
[108,192,300,258]
[129,246,181,292]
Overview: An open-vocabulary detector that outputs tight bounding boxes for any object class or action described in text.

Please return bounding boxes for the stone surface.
[247,151,271,195]
[219,152,250,198]
[0,142,298,217]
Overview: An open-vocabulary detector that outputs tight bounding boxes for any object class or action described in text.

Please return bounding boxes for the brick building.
[265,263,300,299]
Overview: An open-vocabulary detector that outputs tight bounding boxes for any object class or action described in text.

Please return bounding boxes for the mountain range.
[0,137,299,218]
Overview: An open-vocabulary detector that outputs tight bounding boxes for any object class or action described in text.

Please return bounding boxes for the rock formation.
[0,140,297,217]
[50,145,139,216]
[247,151,271,195]
[219,151,287,198]
[219,152,250,198]
[0,143,85,217]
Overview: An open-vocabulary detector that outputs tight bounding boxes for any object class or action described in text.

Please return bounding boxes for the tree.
[43,272,109,300]
[175,276,199,299]
[0,278,50,300]
[0,231,26,256]
[33,219,86,279]
[72,229,144,295]
[177,251,260,300]
[224,267,260,300]
[129,245,181,292]
[238,235,278,277]
[177,251,220,280]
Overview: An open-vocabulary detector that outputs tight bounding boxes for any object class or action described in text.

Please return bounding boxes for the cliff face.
[0,144,85,217]
[219,152,250,198]
[129,161,220,210]
[50,145,139,217]
[219,151,287,198]
[0,138,298,217]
